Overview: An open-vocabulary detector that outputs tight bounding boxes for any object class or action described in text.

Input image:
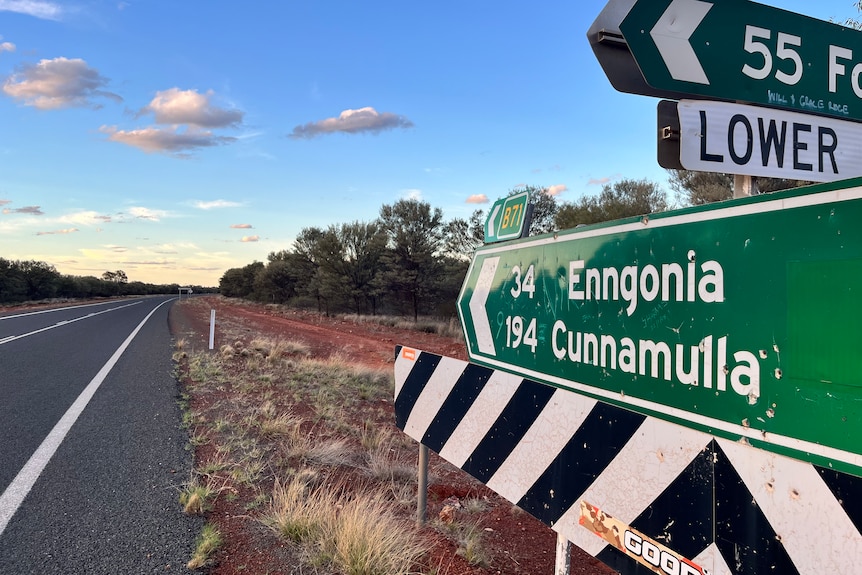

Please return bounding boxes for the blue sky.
[0,0,859,286]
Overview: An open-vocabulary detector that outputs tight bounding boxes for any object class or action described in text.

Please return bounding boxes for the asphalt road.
[0,297,200,574]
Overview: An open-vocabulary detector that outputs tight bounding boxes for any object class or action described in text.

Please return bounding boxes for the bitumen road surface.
[0,297,200,574]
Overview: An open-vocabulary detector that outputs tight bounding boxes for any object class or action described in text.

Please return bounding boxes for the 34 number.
[510,265,535,299]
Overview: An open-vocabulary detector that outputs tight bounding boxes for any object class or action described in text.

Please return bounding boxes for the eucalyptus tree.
[442,209,484,261]
[376,198,444,320]
[555,178,668,230]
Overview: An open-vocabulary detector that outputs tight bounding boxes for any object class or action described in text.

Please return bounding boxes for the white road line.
[0,301,142,347]
[0,298,173,538]
[0,300,130,322]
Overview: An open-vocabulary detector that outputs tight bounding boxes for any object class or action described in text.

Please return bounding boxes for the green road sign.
[620,0,862,122]
[457,178,862,477]
[484,191,530,243]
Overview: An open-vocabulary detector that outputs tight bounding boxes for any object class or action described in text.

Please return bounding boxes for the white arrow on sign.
[469,257,499,356]
[650,0,713,85]
[485,204,501,240]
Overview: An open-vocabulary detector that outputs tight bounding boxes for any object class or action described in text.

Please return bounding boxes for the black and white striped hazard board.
[394,347,862,575]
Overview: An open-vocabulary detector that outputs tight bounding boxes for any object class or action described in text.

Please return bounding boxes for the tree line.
[0,258,212,304]
[220,197,468,319]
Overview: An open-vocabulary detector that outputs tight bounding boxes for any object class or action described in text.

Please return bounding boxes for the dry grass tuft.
[250,337,310,360]
[340,313,464,341]
[324,489,425,575]
[262,474,333,542]
[258,411,303,437]
[365,437,416,483]
[435,518,490,568]
[263,476,424,575]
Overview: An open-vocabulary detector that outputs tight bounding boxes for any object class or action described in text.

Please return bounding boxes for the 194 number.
[505,315,537,353]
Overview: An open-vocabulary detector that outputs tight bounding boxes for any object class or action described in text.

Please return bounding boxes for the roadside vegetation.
[173,312,489,573]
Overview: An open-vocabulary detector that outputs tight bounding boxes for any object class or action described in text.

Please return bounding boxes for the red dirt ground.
[169,296,617,575]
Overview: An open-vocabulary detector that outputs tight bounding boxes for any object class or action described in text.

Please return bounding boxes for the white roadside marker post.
[209,309,216,350]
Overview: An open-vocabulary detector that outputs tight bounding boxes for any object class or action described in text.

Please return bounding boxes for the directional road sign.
[674,99,862,181]
[619,0,862,122]
[457,178,862,477]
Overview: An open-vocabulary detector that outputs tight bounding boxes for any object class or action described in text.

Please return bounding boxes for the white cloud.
[2,205,43,214]
[588,175,618,186]
[0,42,15,54]
[0,208,115,235]
[35,227,78,235]
[100,125,236,155]
[240,235,259,243]
[151,242,197,254]
[401,189,422,201]
[58,210,113,225]
[3,57,121,109]
[80,247,174,267]
[230,223,252,229]
[0,0,62,20]
[128,206,169,221]
[546,184,568,197]
[194,199,242,210]
[141,88,243,128]
[465,194,488,204]
[101,88,242,156]
[290,106,413,139]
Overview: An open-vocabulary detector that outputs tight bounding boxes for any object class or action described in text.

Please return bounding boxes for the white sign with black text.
[678,99,862,182]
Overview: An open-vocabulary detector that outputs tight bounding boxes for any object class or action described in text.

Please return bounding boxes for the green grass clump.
[179,477,217,515]
[187,523,222,569]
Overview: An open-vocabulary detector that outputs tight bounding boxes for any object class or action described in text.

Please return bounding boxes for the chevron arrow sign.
[394,347,862,575]
[618,0,862,122]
